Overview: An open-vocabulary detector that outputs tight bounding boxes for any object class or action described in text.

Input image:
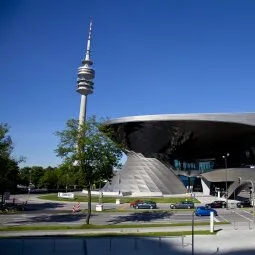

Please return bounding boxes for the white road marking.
[173,213,194,216]
[214,217,220,222]
[242,209,253,216]
[170,219,209,222]
[234,210,252,222]
[110,215,129,217]
[218,214,229,222]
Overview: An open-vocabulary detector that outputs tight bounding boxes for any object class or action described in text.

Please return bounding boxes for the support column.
[201,178,210,195]
[79,95,87,125]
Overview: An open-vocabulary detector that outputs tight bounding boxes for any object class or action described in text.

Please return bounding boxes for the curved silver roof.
[107,112,255,126]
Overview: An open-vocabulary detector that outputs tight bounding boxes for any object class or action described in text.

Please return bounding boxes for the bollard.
[216,247,220,254]
[248,221,252,230]
[235,221,238,230]
[181,235,184,248]
[210,211,214,233]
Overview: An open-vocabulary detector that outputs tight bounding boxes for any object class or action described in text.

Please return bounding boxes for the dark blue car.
[135,201,157,209]
[195,206,218,216]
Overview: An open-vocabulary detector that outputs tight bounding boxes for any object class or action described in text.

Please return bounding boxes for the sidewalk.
[1,226,255,255]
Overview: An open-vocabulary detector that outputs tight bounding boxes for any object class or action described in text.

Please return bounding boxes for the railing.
[233,220,254,230]
[0,236,221,254]
[226,181,246,199]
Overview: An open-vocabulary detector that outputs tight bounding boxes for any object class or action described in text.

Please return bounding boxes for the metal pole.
[225,168,228,208]
[192,211,194,255]
[250,180,255,225]
[224,157,228,208]
[99,181,102,204]
[240,178,255,225]
[29,170,32,185]
[253,188,255,226]
[224,157,227,168]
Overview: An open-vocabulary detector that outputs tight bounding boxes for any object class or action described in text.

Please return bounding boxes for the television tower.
[76,21,95,125]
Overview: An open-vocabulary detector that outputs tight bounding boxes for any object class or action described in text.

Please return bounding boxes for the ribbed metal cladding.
[104,113,255,195]
[102,152,187,195]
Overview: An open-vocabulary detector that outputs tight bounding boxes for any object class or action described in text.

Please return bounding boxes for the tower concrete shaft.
[76,21,95,125]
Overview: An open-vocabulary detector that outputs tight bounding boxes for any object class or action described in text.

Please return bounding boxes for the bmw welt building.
[102,113,255,198]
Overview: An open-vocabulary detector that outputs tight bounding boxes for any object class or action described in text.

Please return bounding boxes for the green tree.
[0,123,13,158]
[31,166,44,187]
[56,164,80,190]
[19,166,45,188]
[38,167,58,189]
[0,124,20,205]
[55,116,122,224]
[18,167,31,187]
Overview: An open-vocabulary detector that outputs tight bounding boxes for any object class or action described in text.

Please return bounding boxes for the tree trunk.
[86,185,91,224]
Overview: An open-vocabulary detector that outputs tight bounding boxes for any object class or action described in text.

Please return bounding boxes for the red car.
[130,200,144,208]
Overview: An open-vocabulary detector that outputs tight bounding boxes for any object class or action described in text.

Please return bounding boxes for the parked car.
[170,201,195,209]
[135,201,157,209]
[205,201,227,209]
[195,206,218,216]
[237,199,252,208]
[130,200,144,208]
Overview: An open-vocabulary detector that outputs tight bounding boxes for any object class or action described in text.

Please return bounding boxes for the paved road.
[1,194,254,227]
[1,208,254,227]
[9,194,176,210]
[0,211,210,226]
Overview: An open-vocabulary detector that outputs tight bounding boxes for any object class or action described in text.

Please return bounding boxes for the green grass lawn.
[74,230,216,237]
[38,194,200,204]
[0,230,216,238]
[0,221,229,232]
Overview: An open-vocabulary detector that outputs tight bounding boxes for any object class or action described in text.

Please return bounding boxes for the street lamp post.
[222,153,230,208]
[29,169,32,185]
[191,210,195,255]
[27,169,32,200]
[251,182,255,226]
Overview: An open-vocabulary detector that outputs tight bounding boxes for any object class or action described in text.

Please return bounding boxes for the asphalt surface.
[1,194,255,226]
[1,208,254,226]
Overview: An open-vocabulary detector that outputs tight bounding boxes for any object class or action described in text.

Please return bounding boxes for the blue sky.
[1,0,255,167]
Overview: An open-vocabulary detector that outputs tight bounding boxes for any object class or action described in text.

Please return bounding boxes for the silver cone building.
[102,113,255,197]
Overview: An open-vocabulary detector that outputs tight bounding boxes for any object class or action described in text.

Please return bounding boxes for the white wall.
[81,190,120,196]
[201,179,210,195]
[131,192,163,197]
[81,190,163,197]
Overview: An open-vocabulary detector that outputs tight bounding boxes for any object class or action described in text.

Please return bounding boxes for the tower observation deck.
[76,21,95,124]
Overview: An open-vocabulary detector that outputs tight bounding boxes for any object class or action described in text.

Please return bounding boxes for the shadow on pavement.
[1,235,255,255]
[107,211,172,224]
[10,212,98,225]
[4,200,67,213]
[25,202,66,211]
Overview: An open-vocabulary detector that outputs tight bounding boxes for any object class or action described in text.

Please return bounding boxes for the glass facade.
[173,159,214,192]
[173,159,214,173]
